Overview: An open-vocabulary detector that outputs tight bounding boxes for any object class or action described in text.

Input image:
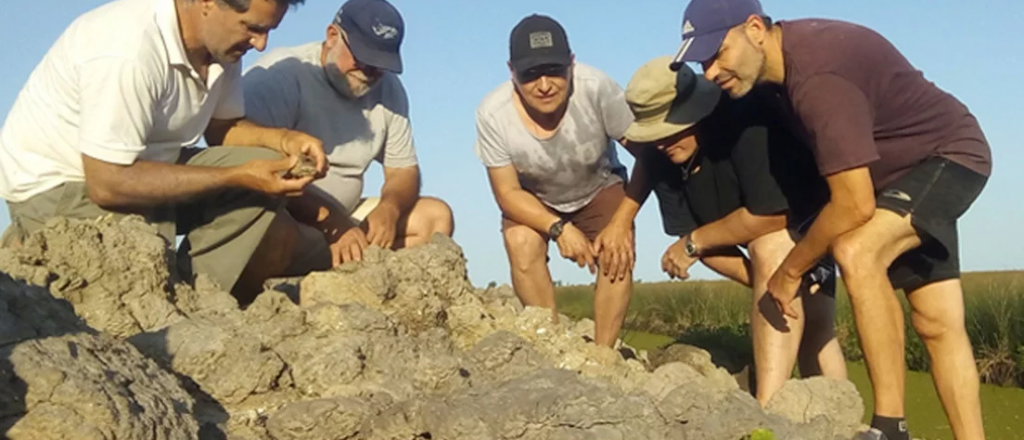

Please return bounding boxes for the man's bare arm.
[608,140,654,225]
[206,118,328,173]
[775,167,875,279]
[700,247,753,287]
[487,165,560,233]
[379,165,421,216]
[205,118,287,150]
[689,208,788,251]
[82,153,302,209]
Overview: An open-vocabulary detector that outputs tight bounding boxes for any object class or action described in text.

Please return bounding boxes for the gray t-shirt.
[242,42,417,214]
[473,63,633,213]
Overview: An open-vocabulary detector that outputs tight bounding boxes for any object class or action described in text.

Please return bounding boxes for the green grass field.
[555,271,1024,440]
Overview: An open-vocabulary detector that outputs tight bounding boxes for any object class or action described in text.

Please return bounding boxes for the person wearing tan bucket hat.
[619,57,721,145]
[595,55,848,405]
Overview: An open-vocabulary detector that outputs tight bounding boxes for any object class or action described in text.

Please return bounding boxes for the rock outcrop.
[0,216,866,440]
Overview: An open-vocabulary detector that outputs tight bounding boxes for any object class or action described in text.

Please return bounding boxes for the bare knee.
[503,225,546,273]
[747,230,794,281]
[414,197,454,237]
[912,307,965,344]
[832,232,883,280]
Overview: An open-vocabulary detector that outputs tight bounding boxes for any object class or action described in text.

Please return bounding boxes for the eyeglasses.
[340,31,381,78]
[516,64,569,84]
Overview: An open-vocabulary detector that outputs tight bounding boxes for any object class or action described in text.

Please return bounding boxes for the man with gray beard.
[242,0,454,272]
[474,14,635,347]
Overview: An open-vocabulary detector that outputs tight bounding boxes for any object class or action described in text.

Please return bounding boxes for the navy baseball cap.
[669,0,766,71]
[333,0,405,73]
[509,14,572,73]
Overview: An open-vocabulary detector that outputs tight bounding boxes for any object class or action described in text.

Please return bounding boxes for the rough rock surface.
[766,376,865,439]
[648,343,742,391]
[0,216,185,338]
[0,272,199,440]
[1,216,867,440]
[282,154,318,178]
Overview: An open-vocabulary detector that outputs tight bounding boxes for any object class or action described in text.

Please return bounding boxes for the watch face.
[550,221,563,238]
[685,238,697,256]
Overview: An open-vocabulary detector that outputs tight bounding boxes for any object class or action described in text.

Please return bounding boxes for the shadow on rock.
[649,325,760,393]
[0,271,199,440]
[1,271,93,435]
[128,327,231,440]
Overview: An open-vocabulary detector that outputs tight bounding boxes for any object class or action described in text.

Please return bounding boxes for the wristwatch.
[548,219,567,240]
[683,233,700,258]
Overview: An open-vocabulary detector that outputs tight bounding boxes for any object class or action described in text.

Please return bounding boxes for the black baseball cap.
[333,0,405,73]
[509,14,572,73]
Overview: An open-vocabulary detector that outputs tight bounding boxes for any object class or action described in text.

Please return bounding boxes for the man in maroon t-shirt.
[668,1,991,440]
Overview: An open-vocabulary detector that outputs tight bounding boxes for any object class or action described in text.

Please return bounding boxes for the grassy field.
[555,270,1024,440]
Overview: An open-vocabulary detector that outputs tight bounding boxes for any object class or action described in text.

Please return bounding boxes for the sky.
[1,0,1022,288]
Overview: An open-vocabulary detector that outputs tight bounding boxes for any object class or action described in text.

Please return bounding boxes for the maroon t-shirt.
[780,19,991,188]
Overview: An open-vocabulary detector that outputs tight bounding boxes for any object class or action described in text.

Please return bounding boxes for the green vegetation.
[557,271,1024,387]
[555,271,1024,440]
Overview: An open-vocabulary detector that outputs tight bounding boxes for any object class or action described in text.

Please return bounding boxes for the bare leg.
[798,288,848,380]
[593,268,632,347]
[832,209,922,419]
[502,224,556,311]
[748,229,805,405]
[393,197,454,249]
[908,279,985,440]
[233,210,300,304]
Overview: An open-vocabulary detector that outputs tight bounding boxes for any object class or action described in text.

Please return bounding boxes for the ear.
[744,14,768,44]
[507,61,516,81]
[325,24,341,47]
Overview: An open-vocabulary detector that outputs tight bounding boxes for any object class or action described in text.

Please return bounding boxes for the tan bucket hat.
[623,55,721,143]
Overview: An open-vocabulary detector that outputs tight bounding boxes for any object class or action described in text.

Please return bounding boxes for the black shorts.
[877,156,988,292]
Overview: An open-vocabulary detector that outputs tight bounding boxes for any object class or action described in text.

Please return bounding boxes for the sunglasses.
[340,32,382,77]
[516,63,569,84]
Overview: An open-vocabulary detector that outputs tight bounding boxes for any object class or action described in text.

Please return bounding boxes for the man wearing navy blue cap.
[242,0,455,272]
[668,1,991,439]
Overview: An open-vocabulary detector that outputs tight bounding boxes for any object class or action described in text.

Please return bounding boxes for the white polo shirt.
[0,0,245,203]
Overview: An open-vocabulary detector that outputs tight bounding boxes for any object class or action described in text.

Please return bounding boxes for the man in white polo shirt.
[0,0,327,303]
[242,0,454,270]
[474,14,635,347]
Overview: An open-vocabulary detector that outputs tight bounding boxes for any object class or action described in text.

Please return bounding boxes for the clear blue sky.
[1,0,1021,287]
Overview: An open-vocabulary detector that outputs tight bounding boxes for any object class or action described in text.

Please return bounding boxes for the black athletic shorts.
[877,156,988,292]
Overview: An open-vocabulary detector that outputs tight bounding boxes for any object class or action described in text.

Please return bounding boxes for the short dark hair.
[215,0,305,13]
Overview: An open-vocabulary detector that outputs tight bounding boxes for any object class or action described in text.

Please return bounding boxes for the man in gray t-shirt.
[242,0,454,271]
[473,14,635,348]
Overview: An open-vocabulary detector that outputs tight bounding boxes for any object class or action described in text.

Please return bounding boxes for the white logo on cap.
[682,20,695,36]
[529,31,554,49]
[373,21,399,39]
